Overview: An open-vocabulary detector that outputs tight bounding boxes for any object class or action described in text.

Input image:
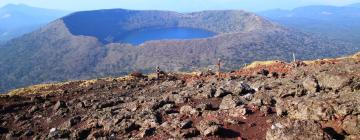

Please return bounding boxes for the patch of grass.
[352,52,360,59]
[78,79,98,88]
[7,83,65,96]
[0,94,8,97]
[244,60,285,69]
[303,52,360,65]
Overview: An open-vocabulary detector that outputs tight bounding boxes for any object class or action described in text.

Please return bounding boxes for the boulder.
[147,99,167,111]
[317,73,351,90]
[195,85,216,99]
[76,102,85,109]
[302,76,320,93]
[196,120,221,136]
[68,116,82,127]
[180,105,199,116]
[334,101,358,117]
[277,98,335,121]
[260,106,272,116]
[14,114,27,123]
[43,101,52,108]
[159,103,175,114]
[350,78,360,91]
[342,115,360,135]
[196,103,213,111]
[29,106,39,113]
[229,106,248,117]
[22,130,34,137]
[94,99,123,109]
[139,127,155,138]
[120,121,140,133]
[219,95,244,110]
[30,96,45,104]
[253,92,274,106]
[180,128,200,138]
[180,119,192,129]
[266,120,331,140]
[72,128,91,140]
[164,92,186,104]
[48,128,71,139]
[214,88,229,98]
[243,93,253,101]
[236,82,255,95]
[53,101,67,111]
[136,111,161,127]
[258,69,270,76]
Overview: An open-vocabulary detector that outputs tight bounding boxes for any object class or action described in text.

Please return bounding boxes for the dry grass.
[5,75,136,96]
[116,75,136,81]
[79,76,135,88]
[0,94,8,97]
[303,52,360,65]
[303,59,330,65]
[7,83,66,96]
[244,60,285,69]
[78,79,98,88]
[352,52,360,59]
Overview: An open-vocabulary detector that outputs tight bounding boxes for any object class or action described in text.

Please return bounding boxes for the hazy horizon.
[0,0,359,12]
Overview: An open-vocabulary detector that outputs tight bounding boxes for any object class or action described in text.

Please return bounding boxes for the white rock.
[50,128,57,133]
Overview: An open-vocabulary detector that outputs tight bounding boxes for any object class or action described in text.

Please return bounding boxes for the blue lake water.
[119,27,216,45]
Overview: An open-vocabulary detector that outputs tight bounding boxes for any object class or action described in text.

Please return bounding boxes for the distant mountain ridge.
[259,5,360,44]
[0,4,69,42]
[0,9,358,93]
[348,3,360,8]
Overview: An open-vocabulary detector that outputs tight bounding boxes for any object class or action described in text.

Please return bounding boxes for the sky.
[0,0,359,12]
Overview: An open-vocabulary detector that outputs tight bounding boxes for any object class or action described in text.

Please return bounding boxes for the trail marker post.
[156,66,161,80]
[217,58,221,78]
[293,53,296,62]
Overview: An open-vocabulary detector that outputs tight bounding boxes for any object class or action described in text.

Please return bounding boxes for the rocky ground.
[0,52,360,140]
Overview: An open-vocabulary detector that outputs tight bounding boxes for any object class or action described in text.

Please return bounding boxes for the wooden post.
[156,66,160,80]
[217,58,221,78]
[293,53,296,62]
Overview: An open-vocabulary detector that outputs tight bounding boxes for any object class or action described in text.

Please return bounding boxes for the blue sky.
[0,0,359,12]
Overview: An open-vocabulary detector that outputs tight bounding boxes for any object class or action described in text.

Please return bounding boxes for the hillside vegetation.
[0,9,359,93]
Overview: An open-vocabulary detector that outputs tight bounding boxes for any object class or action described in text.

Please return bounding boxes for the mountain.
[348,3,360,8]
[1,52,360,139]
[0,4,69,42]
[0,9,358,93]
[259,5,360,44]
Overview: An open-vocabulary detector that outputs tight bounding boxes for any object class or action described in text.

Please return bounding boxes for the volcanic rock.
[266,120,331,140]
